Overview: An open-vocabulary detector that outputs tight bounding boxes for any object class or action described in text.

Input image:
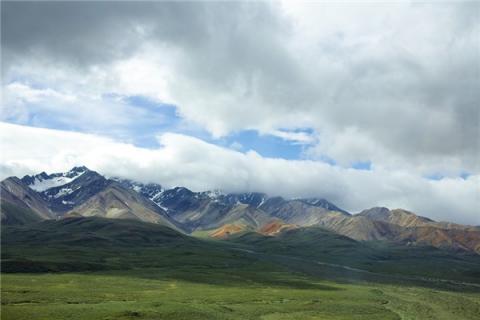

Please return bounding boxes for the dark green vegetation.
[2,217,480,319]
[229,228,480,285]
[0,201,43,226]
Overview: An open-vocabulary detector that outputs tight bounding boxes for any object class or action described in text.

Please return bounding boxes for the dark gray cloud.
[2,1,287,69]
[2,1,200,66]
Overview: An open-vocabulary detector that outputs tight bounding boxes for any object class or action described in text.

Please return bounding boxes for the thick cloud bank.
[1,122,478,225]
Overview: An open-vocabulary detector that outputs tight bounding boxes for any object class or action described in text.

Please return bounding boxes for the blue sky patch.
[425,173,444,181]
[215,130,311,160]
[459,171,471,180]
[351,161,372,171]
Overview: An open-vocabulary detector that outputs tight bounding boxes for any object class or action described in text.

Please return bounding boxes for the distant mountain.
[2,166,480,254]
[2,167,179,228]
[149,187,272,232]
[115,181,349,232]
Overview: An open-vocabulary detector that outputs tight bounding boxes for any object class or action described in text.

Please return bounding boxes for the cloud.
[1,122,478,225]
[268,129,316,145]
[2,1,478,176]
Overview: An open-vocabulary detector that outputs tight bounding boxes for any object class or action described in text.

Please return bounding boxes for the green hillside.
[228,227,480,284]
[0,201,43,226]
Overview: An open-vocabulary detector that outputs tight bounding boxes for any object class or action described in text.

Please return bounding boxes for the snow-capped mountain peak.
[22,167,88,192]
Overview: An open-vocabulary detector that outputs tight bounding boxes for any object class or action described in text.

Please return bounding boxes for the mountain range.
[1,166,479,254]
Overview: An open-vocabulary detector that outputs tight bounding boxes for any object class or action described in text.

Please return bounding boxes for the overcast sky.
[1,1,479,224]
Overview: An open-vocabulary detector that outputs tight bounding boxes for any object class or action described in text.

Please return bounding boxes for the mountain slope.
[358,207,434,228]
[146,187,274,232]
[314,212,400,241]
[396,226,480,253]
[0,201,44,225]
[313,211,480,254]
[117,181,351,232]
[209,223,253,239]
[359,207,479,231]
[2,216,192,247]
[1,177,53,220]
[1,167,181,230]
[227,225,480,284]
[259,220,298,236]
[258,197,350,226]
[68,182,181,230]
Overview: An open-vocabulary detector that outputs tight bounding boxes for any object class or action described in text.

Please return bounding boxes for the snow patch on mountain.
[53,187,74,198]
[29,171,86,192]
[150,190,164,202]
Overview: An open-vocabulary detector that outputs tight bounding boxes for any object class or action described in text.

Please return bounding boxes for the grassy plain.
[3,270,480,320]
[2,218,480,319]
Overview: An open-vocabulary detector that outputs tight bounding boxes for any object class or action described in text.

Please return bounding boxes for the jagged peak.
[69,165,90,173]
[20,166,92,192]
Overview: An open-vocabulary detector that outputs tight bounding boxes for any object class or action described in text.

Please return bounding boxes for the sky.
[1,1,479,224]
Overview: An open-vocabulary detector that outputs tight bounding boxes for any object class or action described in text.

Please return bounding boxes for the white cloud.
[4,82,77,104]
[268,129,316,144]
[1,122,478,225]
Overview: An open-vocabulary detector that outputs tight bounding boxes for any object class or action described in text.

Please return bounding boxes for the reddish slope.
[398,226,480,253]
[259,220,298,236]
[209,224,250,239]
